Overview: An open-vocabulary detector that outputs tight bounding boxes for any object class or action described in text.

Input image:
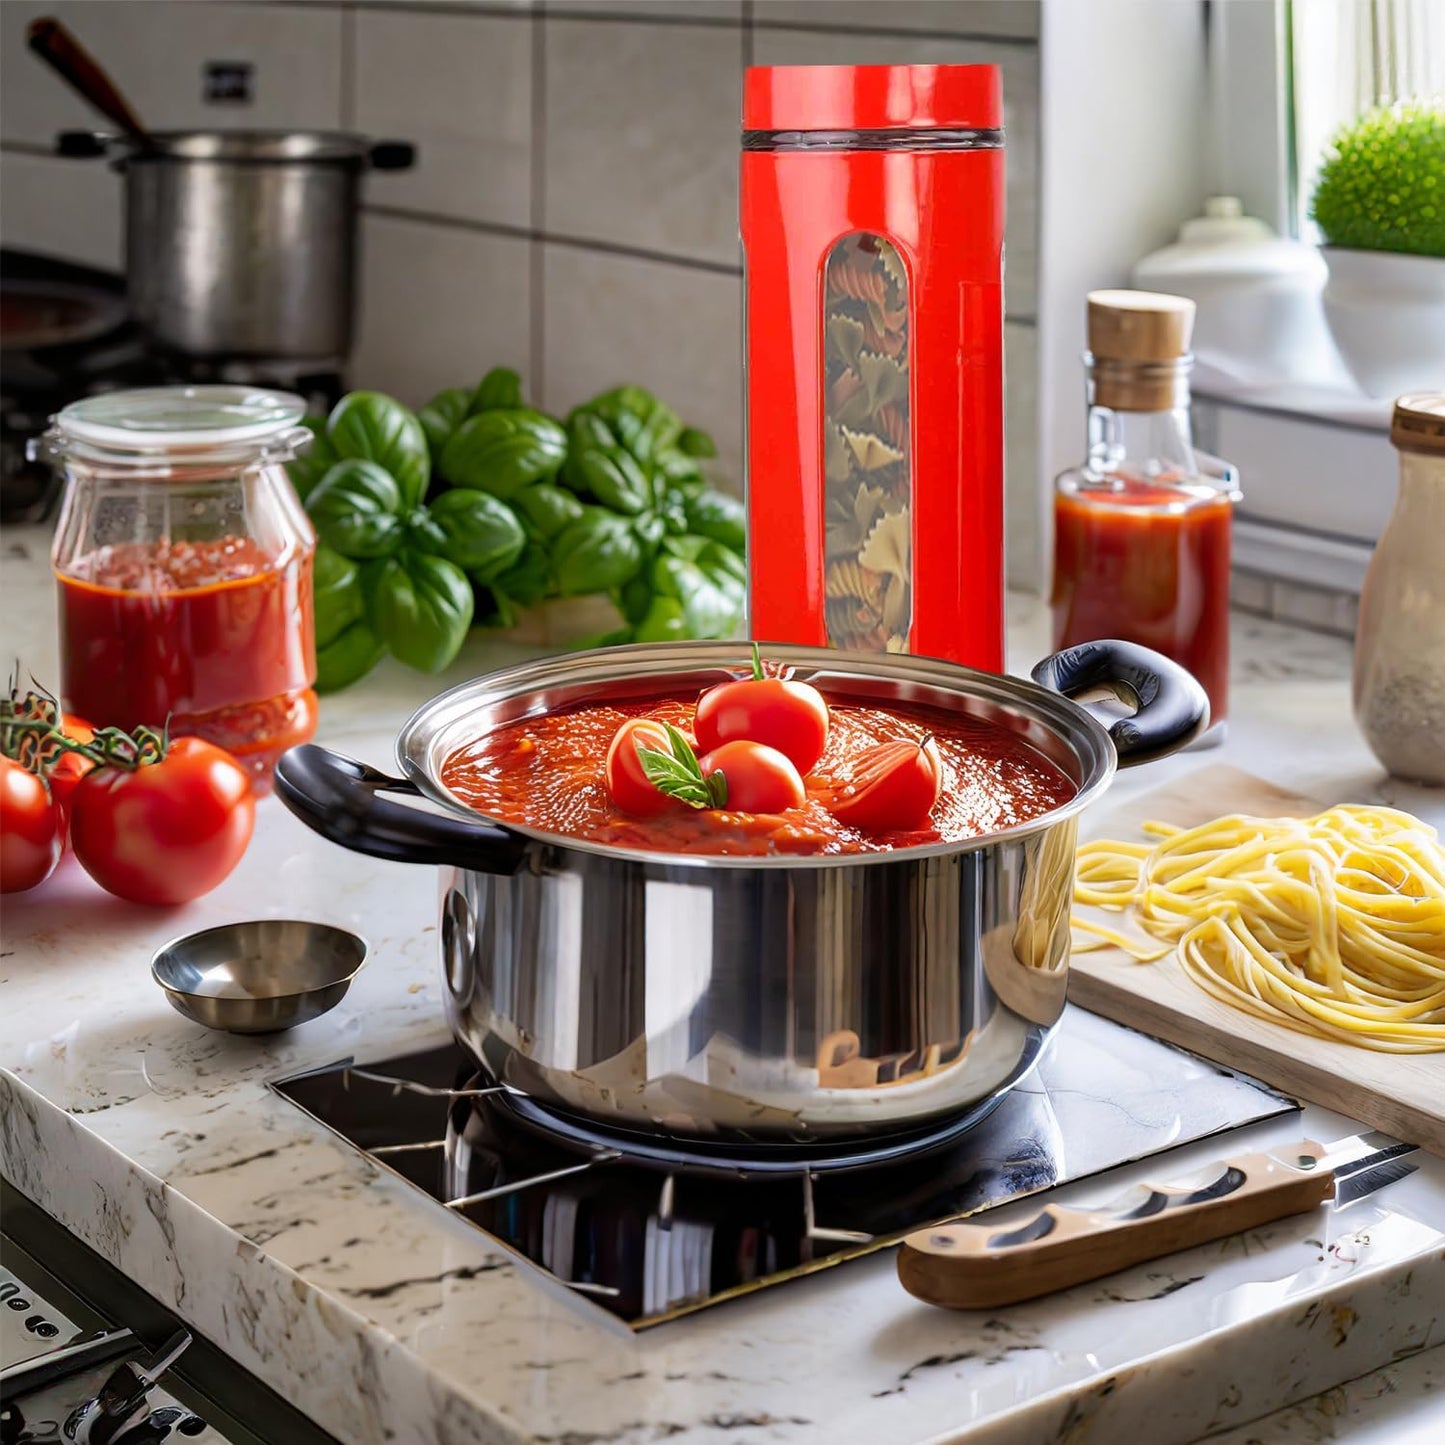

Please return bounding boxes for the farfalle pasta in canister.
[823,235,911,653]
[742,64,1006,670]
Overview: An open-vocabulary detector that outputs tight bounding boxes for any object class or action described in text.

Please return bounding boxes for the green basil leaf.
[440,409,568,498]
[372,552,475,673]
[552,509,644,596]
[471,366,524,414]
[657,486,689,535]
[418,388,472,465]
[683,487,746,553]
[700,538,747,584]
[612,573,653,627]
[678,425,717,459]
[326,392,429,510]
[423,488,527,579]
[312,545,367,649]
[633,513,665,559]
[487,538,553,608]
[631,595,689,644]
[307,459,406,559]
[655,447,705,495]
[513,481,585,540]
[286,417,339,501]
[660,533,706,564]
[315,620,385,693]
[652,549,745,639]
[577,386,682,465]
[561,438,652,514]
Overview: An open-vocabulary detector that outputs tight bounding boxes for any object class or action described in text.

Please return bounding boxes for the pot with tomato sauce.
[276,639,1206,1143]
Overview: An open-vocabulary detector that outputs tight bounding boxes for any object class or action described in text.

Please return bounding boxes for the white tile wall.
[351,214,531,408]
[354,7,533,227]
[755,2,1039,39]
[543,17,745,265]
[750,25,1038,319]
[0,149,122,271]
[1004,319,1042,587]
[541,243,744,483]
[1,0,1045,583]
[0,1,344,144]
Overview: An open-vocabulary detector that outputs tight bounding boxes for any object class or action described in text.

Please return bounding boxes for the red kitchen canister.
[741,64,1005,669]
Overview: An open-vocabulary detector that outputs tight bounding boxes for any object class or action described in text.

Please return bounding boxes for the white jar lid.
[55,385,307,451]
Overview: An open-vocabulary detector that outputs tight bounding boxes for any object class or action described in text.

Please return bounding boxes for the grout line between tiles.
[340,2,357,131]
[361,204,745,277]
[751,19,1038,48]
[530,4,547,401]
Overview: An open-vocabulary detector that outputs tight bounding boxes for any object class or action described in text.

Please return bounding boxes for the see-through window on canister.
[822,233,912,653]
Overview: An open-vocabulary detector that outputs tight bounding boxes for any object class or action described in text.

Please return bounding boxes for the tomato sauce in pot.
[440,694,1077,856]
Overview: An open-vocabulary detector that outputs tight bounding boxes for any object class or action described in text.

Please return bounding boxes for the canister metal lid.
[743,64,1002,134]
[54,385,306,451]
[1391,394,1445,456]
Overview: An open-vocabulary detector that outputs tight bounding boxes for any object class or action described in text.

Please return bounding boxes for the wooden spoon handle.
[897,1140,1332,1310]
[27,17,148,142]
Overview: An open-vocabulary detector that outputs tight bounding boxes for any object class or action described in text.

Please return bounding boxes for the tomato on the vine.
[694,646,829,774]
[605,718,690,818]
[0,757,63,893]
[69,736,255,906]
[48,714,96,819]
[698,740,806,814]
[823,736,942,834]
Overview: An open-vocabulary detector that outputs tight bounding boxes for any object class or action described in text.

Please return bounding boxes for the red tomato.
[694,672,829,774]
[605,719,688,818]
[824,737,942,833]
[69,737,255,906]
[49,715,96,822]
[1,757,63,893]
[699,740,806,814]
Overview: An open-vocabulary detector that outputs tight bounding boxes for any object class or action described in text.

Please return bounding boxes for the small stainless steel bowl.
[151,920,368,1035]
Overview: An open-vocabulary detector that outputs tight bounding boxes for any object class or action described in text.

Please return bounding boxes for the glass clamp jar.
[34,385,318,791]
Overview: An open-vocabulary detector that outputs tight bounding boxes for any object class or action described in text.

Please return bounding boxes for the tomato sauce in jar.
[440,694,1076,857]
[58,537,317,785]
[42,386,321,791]
[1051,476,1232,725]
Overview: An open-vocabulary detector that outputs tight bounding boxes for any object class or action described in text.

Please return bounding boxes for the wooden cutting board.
[1070,764,1445,1158]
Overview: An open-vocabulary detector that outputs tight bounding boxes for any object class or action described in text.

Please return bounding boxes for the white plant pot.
[1321,247,1445,399]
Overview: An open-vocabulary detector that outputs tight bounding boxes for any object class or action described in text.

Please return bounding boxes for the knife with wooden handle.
[897,1137,1418,1310]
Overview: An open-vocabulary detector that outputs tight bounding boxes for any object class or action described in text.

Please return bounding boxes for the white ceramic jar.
[1353,394,1445,785]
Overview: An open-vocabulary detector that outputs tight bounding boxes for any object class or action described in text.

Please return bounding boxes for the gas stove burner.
[475,1076,1014,1178]
[268,1015,1296,1329]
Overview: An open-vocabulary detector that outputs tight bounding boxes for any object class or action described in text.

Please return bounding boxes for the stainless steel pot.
[275,639,1207,1144]
[58,130,414,361]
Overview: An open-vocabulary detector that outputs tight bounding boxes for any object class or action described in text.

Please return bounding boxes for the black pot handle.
[57,130,110,158]
[369,141,416,171]
[1031,640,1209,767]
[274,744,526,873]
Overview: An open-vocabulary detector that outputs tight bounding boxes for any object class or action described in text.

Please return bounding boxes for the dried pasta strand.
[1072,804,1445,1053]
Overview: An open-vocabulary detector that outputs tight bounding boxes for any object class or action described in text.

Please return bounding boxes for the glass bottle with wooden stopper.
[1050,289,1240,736]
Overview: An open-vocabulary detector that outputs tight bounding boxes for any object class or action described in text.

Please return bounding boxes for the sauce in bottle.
[1050,292,1239,732]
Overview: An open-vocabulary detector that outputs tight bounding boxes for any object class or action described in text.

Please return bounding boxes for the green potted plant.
[1311,97,1445,399]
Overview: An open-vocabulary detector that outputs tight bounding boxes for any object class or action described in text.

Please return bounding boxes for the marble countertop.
[2,524,1442,1445]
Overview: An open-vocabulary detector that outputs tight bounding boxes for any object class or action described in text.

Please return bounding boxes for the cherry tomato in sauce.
[605,718,690,818]
[698,740,806,814]
[823,736,942,834]
[694,665,828,774]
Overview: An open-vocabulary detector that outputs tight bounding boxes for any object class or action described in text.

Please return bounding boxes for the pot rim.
[392,640,1119,871]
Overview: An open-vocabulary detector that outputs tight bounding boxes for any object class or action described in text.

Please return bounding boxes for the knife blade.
[897,1135,1420,1311]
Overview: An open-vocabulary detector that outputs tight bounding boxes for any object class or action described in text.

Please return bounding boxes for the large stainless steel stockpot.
[58,130,414,361]
[275,640,1206,1144]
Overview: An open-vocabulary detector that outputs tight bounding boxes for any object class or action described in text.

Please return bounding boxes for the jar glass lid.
[55,385,307,451]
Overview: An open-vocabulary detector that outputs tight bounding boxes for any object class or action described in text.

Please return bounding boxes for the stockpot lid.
[128,130,376,164]
[46,385,309,468]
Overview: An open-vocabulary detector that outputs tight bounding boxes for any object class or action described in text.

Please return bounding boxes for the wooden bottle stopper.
[1087,290,1195,410]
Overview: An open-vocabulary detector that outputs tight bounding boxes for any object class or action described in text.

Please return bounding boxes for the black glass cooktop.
[269,1007,1294,1328]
